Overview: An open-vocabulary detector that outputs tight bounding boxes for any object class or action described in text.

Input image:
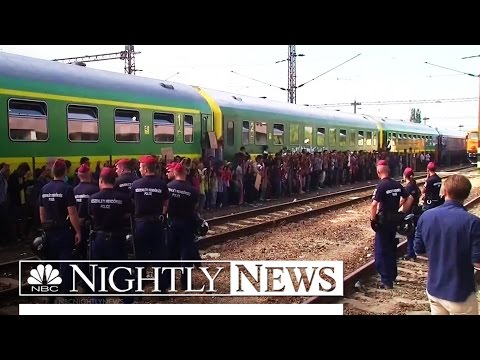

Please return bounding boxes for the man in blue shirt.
[414,174,480,315]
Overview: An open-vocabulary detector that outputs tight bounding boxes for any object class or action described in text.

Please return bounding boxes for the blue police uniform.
[88,174,133,303]
[73,166,99,261]
[167,177,199,289]
[414,200,480,303]
[372,165,410,288]
[39,177,77,293]
[114,172,137,194]
[403,169,421,260]
[423,163,442,211]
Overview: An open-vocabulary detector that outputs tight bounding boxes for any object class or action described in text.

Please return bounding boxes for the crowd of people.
[0,147,438,245]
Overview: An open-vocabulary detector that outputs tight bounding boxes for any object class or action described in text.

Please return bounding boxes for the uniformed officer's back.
[422,162,443,210]
[114,158,137,194]
[370,160,413,289]
[38,158,82,294]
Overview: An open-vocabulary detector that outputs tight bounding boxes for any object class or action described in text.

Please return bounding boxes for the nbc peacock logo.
[28,264,62,293]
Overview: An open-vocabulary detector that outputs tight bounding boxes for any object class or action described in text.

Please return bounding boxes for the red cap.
[427,162,436,171]
[53,158,66,170]
[115,158,130,166]
[139,155,157,165]
[78,164,90,174]
[377,160,388,166]
[100,166,117,178]
[403,167,414,177]
[166,162,177,171]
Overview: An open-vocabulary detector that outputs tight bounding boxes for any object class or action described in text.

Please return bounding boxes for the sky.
[1,45,479,132]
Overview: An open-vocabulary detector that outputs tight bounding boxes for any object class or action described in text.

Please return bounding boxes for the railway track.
[199,164,473,249]
[0,164,473,303]
[304,193,480,314]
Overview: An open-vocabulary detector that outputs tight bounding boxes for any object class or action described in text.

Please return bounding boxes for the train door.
[201,113,217,159]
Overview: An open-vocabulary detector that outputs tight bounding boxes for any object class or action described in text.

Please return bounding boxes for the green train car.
[0,51,216,173]
[0,51,462,174]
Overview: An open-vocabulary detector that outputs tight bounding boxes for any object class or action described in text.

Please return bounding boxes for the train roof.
[0,51,211,112]
[365,115,438,135]
[436,127,467,138]
[203,88,378,129]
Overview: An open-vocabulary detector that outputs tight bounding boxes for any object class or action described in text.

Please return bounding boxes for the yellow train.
[466,129,478,163]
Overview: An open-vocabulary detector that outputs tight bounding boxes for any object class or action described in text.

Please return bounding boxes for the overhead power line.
[308,97,478,107]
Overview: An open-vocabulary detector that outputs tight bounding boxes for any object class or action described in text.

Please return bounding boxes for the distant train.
[466,128,478,163]
[0,51,468,173]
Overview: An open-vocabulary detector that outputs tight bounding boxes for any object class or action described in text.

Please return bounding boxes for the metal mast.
[287,45,297,104]
[52,45,141,75]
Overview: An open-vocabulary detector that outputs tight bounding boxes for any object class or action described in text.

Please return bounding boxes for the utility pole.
[351,99,361,114]
[52,45,141,75]
[288,45,297,104]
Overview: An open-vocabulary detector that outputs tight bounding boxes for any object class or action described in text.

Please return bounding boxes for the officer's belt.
[41,221,69,231]
[92,229,125,238]
[135,215,163,222]
[377,211,404,225]
[79,218,91,227]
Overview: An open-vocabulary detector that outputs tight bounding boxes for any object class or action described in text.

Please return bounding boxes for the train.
[466,128,478,163]
[0,50,469,174]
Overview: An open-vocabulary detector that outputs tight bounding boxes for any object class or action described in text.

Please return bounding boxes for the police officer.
[422,162,443,211]
[88,167,133,303]
[114,159,137,194]
[39,158,82,294]
[167,162,199,289]
[131,155,169,290]
[73,163,99,262]
[402,167,421,261]
[370,160,413,289]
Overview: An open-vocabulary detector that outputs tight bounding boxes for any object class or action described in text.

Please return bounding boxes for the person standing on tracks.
[370,160,414,289]
[73,164,99,263]
[401,167,421,261]
[88,166,133,303]
[114,159,137,194]
[414,174,480,315]
[167,162,199,290]
[131,155,169,290]
[39,159,82,294]
[422,162,443,211]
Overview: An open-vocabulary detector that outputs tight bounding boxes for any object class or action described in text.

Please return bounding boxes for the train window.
[273,124,284,145]
[184,114,194,143]
[304,126,313,146]
[255,122,267,145]
[358,131,364,146]
[329,128,336,145]
[153,112,174,143]
[366,131,372,146]
[8,99,48,141]
[349,129,356,146]
[67,105,99,142]
[373,132,377,146]
[339,129,347,146]
[114,109,139,142]
[317,127,325,146]
[392,133,396,139]
[227,121,235,146]
[290,124,299,145]
[242,121,249,145]
[403,134,407,139]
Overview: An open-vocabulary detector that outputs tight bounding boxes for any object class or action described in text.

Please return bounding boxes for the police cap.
[78,163,90,174]
[53,158,67,170]
[115,158,130,167]
[100,166,117,178]
[427,162,436,171]
[139,155,157,165]
[377,160,388,166]
[403,167,414,177]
